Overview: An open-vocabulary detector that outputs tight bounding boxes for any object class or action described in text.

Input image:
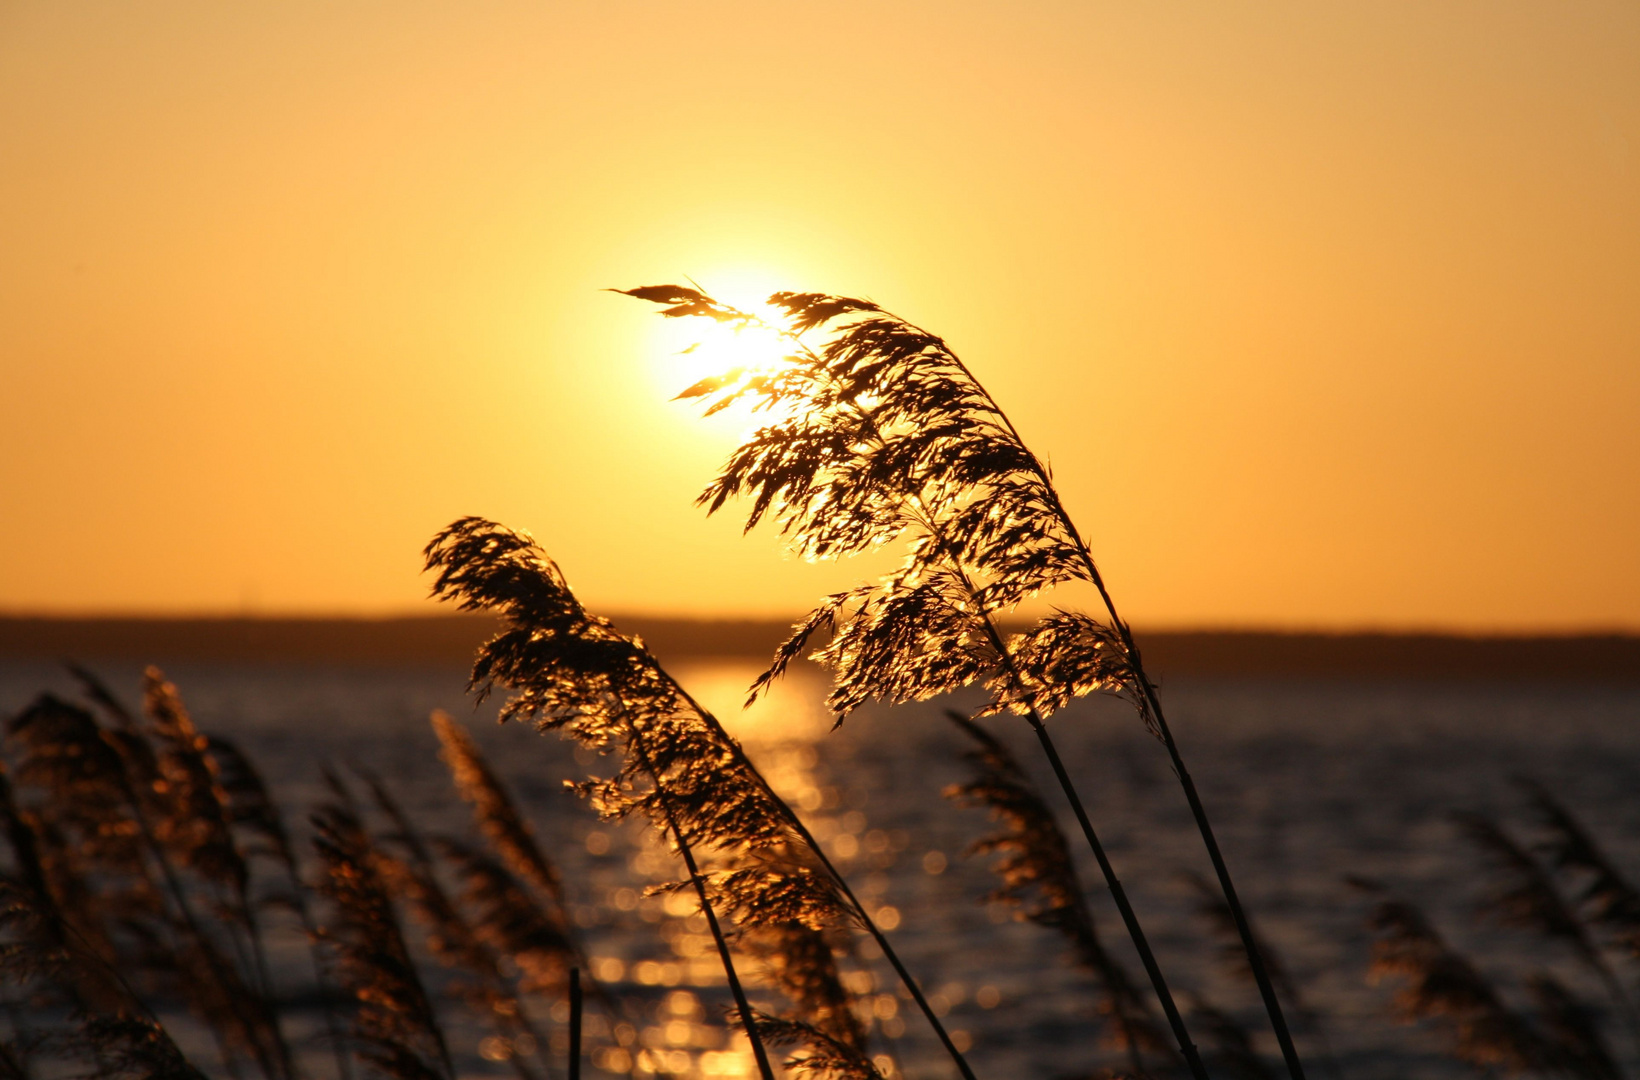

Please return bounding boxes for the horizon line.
[1,609,1637,640]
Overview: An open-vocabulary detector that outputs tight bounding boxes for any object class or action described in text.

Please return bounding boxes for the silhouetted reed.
[1455,811,1640,1043]
[433,710,564,906]
[1518,777,1640,961]
[423,515,966,1080]
[312,795,454,1080]
[943,711,1169,1076]
[1361,888,1548,1073]
[6,688,293,1080]
[742,1013,883,1080]
[0,708,216,1080]
[623,283,1308,1079]
[357,767,555,1080]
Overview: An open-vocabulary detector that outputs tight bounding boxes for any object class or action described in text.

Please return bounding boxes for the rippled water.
[3,659,1638,1080]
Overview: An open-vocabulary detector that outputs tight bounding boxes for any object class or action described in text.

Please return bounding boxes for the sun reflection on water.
[667,659,834,743]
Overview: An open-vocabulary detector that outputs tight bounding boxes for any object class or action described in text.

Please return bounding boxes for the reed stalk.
[312,796,454,1080]
[621,284,1255,1076]
[424,516,975,1080]
[568,967,582,1080]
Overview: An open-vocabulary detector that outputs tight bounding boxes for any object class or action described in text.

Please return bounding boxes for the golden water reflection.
[667,659,834,743]
[573,659,914,1077]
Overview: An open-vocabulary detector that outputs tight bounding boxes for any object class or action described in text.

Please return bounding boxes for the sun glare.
[648,271,797,426]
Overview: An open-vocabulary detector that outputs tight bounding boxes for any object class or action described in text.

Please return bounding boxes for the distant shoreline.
[1,615,1636,682]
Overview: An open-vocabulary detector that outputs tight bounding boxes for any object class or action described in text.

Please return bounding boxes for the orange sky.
[2,3,1636,630]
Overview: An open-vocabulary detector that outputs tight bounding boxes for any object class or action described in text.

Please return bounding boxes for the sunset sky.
[2,2,1636,630]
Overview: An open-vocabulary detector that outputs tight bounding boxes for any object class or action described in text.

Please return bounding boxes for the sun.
[647,271,797,419]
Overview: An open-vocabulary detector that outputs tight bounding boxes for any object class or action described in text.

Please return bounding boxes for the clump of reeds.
[3,684,293,1080]
[0,667,622,1080]
[623,282,1306,1080]
[1351,778,1640,1078]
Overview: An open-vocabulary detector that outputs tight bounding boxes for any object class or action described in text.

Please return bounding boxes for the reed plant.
[422,515,964,1080]
[620,283,1304,1080]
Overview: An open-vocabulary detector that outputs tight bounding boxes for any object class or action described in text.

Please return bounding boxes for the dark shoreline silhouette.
[1,615,1636,681]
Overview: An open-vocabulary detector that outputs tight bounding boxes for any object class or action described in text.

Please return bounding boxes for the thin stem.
[569,967,583,1080]
[628,731,776,1080]
[1024,715,1206,1080]
[1086,559,1306,1080]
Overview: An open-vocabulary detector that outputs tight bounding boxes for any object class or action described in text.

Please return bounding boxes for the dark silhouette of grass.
[943,710,1171,1077]
[620,282,1310,1079]
[423,515,959,1080]
[0,664,778,1080]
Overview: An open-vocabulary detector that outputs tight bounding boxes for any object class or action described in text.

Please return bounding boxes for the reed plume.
[312,797,453,1080]
[1455,811,1637,1036]
[356,768,553,1080]
[424,517,962,1080]
[727,845,876,1080]
[943,711,1169,1076]
[741,1013,884,1080]
[432,710,563,904]
[1517,777,1640,960]
[623,283,1313,1078]
[78,1014,212,1080]
[1362,889,1547,1073]
[139,669,250,912]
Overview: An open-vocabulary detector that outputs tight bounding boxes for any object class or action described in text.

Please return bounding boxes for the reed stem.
[1093,580,1307,1080]
[569,967,583,1080]
[1023,715,1208,1080]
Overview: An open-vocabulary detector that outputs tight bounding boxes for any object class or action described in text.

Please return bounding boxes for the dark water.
[3,660,1638,1080]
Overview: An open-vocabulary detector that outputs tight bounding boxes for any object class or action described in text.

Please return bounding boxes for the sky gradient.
[2,2,1637,629]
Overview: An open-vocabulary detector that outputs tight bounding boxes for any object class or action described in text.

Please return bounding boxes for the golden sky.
[2,2,1636,630]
